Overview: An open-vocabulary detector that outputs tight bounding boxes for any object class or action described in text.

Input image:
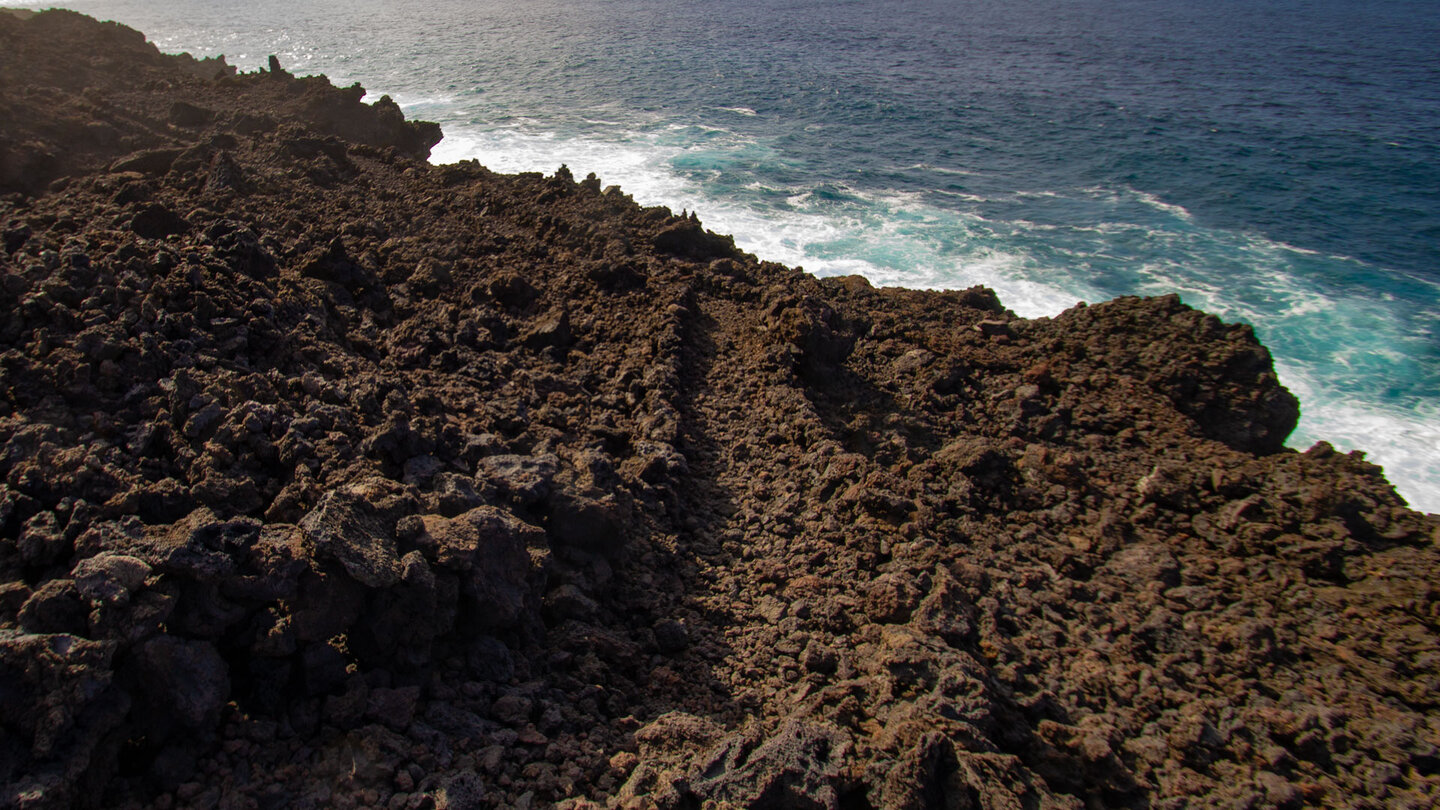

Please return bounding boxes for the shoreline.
[11,4,1440,514]
[2,10,1439,809]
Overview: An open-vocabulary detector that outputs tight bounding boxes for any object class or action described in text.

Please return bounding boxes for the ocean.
[15,0,1440,512]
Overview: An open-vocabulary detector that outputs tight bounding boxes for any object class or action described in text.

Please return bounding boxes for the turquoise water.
[21,0,1440,511]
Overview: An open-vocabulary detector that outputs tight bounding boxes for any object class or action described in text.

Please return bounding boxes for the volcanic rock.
[0,9,1437,810]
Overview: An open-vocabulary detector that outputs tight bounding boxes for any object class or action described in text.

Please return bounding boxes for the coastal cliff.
[2,10,1437,809]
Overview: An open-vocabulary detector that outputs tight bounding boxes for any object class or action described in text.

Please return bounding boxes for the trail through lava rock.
[2,10,1438,810]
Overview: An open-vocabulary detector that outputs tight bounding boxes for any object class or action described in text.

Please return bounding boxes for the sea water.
[17,0,1440,512]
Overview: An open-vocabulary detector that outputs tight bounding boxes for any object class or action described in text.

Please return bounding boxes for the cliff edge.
[2,10,1437,810]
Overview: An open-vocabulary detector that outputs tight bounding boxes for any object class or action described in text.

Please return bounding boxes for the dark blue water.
[27,0,1440,510]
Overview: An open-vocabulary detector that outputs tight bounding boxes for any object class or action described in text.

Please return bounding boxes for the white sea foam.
[1131,189,1196,221]
[1276,242,1324,257]
[901,163,981,177]
[929,190,990,203]
[427,125,723,218]
[1068,226,1439,512]
[1279,363,1440,515]
[426,120,1437,511]
[392,93,460,109]
[57,0,1438,516]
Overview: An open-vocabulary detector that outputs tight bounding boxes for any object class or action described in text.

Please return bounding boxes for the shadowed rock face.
[1,9,1437,810]
[0,8,440,197]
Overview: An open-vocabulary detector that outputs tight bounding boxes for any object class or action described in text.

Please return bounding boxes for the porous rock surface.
[1,9,1438,810]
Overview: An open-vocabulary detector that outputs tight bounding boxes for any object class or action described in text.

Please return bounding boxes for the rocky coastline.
[2,10,1438,809]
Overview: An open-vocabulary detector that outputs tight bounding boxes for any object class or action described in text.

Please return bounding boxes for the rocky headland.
[2,9,1437,810]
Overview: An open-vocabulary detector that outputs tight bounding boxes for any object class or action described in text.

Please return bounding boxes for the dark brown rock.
[299,478,414,588]
[17,580,88,635]
[419,507,545,633]
[129,204,190,239]
[0,11,1434,810]
[133,635,230,729]
[0,631,126,809]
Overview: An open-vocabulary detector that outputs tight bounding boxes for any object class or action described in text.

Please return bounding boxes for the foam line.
[428,120,1440,512]
[1280,362,1440,515]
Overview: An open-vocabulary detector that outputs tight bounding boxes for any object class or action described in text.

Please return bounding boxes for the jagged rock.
[17,580,88,635]
[653,619,689,653]
[17,510,66,567]
[299,478,410,588]
[129,204,190,239]
[436,770,487,810]
[642,712,725,750]
[0,581,30,617]
[547,492,624,552]
[863,573,921,624]
[291,565,366,643]
[131,508,257,581]
[651,219,738,260]
[133,635,230,729]
[522,308,572,350]
[322,676,368,728]
[465,636,515,682]
[488,273,538,310]
[543,583,598,622]
[0,11,1435,810]
[402,454,444,486]
[768,295,856,376]
[110,149,182,175]
[491,694,533,726]
[168,101,214,128]
[1047,295,1299,454]
[478,453,558,506]
[70,553,151,606]
[365,685,420,730]
[300,640,350,697]
[625,720,854,809]
[299,236,374,288]
[428,473,494,517]
[0,631,126,810]
[359,550,443,668]
[628,440,689,485]
[418,507,545,632]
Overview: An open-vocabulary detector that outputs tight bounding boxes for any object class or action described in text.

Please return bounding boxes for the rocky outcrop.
[1,10,1437,810]
[0,8,438,197]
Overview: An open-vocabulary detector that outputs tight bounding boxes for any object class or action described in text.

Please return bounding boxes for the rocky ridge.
[2,9,1438,810]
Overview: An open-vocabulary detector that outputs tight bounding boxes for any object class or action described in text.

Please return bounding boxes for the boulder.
[71,553,151,606]
[436,769,486,810]
[418,507,545,632]
[17,580,88,635]
[299,478,412,588]
[132,513,259,590]
[133,635,230,729]
[0,631,127,809]
[477,454,558,506]
[129,204,190,239]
